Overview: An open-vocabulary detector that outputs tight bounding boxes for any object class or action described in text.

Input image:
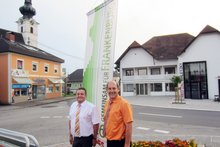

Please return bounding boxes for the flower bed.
[132,138,197,147]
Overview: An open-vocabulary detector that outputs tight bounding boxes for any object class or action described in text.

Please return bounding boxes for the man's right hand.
[69,135,73,145]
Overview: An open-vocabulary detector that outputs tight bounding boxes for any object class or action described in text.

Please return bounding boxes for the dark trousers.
[107,139,125,147]
[72,135,93,147]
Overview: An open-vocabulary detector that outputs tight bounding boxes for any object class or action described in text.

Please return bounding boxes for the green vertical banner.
[83,0,118,146]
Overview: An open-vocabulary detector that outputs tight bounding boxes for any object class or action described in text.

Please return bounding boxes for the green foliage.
[62,93,74,97]
[189,139,197,147]
[171,75,182,87]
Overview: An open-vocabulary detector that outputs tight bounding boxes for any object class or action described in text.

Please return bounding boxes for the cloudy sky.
[1,0,219,74]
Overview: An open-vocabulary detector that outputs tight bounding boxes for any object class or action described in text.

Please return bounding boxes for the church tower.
[16,0,39,47]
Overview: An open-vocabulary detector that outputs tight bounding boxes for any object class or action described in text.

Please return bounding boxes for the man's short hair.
[106,80,120,89]
[76,87,87,95]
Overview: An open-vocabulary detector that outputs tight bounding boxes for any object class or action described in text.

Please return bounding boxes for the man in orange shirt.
[103,80,133,147]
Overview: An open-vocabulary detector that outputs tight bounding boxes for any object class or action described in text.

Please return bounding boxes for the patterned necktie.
[75,104,81,136]
[103,100,112,137]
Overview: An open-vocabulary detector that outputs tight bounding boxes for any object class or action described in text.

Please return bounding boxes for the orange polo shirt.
[104,96,133,140]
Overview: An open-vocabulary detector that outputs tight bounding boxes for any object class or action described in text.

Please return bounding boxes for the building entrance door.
[32,85,37,99]
[136,83,148,95]
[183,62,208,99]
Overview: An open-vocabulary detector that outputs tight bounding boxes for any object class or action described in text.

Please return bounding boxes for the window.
[151,67,160,75]
[17,60,23,69]
[32,62,38,72]
[165,67,175,74]
[54,65,58,74]
[123,84,134,92]
[166,83,175,91]
[37,85,46,97]
[48,85,53,93]
[30,27,33,33]
[21,89,28,96]
[55,84,60,92]
[124,69,134,76]
[21,26,23,33]
[44,64,49,73]
[137,68,147,75]
[150,83,162,91]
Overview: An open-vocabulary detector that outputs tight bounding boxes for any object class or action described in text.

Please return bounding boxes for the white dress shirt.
[69,100,100,137]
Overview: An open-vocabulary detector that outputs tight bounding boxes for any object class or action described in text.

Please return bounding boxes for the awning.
[13,77,33,84]
[48,78,65,84]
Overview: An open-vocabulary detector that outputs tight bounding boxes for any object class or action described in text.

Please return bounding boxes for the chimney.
[6,32,15,42]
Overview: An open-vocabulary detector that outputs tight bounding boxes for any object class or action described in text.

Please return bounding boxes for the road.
[1,99,220,147]
[132,105,220,147]
[0,100,73,146]
[134,105,220,127]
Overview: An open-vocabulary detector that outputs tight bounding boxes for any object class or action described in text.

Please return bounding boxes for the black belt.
[74,134,93,139]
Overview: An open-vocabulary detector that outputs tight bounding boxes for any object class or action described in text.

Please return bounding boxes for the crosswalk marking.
[136,126,170,134]
[154,129,170,134]
[53,116,63,118]
[139,112,182,118]
[40,115,69,119]
[40,116,50,119]
[136,127,150,131]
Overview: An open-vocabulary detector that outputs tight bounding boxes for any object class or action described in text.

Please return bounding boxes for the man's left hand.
[92,138,97,146]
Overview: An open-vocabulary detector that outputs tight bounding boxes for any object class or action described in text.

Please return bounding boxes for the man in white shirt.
[69,87,100,147]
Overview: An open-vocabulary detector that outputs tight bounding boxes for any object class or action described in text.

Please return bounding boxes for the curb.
[0,97,74,111]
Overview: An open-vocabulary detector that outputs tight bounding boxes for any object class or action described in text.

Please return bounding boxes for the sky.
[1,0,220,75]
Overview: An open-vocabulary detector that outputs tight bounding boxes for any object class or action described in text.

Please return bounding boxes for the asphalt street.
[1,96,220,147]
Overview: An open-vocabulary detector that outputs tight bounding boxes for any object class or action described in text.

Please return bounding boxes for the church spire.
[17,0,39,47]
[19,0,36,19]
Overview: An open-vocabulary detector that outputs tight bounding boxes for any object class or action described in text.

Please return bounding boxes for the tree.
[171,75,184,103]
[171,75,182,87]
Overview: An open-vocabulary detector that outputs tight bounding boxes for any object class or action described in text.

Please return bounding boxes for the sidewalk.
[1,95,220,112]
[125,96,220,111]
[0,96,74,111]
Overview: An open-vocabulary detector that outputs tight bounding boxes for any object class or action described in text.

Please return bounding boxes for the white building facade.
[116,25,220,100]
[120,47,177,97]
[178,25,220,99]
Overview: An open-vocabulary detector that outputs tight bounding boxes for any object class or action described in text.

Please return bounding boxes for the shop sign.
[12,84,31,89]
[33,78,45,84]
[179,63,183,75]
[11,69,29,77]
